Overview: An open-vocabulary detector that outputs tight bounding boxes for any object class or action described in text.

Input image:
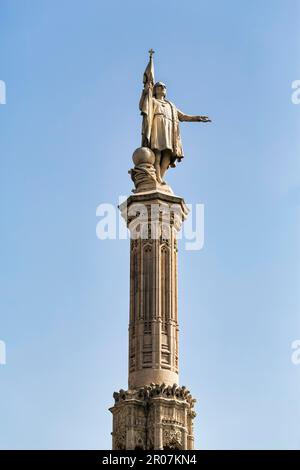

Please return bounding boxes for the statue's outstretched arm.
[177,108,211,122]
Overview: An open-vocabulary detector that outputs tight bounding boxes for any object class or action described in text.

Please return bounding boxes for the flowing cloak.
[140,95,186,168]
[150,98,184,167]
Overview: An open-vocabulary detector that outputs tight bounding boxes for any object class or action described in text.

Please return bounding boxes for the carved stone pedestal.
[110,384,195,450]
[110,190,196,450]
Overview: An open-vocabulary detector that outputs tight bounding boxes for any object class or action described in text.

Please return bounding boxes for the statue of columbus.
[139,49,211,184]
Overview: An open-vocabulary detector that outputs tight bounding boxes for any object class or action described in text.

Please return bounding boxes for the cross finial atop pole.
[148,48,155,59]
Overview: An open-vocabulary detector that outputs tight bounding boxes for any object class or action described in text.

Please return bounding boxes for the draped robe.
[140,94,192,168]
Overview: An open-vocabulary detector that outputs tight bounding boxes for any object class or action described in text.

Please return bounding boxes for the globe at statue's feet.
[129,147,174,195]
[132,147,155,166]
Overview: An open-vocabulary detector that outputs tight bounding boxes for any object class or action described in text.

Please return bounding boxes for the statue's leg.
[160,150,172,181]
[154,150,163,184]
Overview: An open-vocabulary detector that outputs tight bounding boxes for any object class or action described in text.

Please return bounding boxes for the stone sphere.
[132,147,155,166]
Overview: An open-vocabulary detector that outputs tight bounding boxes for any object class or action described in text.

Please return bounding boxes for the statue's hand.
[198,115,211,122]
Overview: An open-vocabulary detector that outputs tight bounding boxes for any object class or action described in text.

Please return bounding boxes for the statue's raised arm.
[139,49,155,148]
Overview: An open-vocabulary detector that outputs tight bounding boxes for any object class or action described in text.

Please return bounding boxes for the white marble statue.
[139,49,211,184]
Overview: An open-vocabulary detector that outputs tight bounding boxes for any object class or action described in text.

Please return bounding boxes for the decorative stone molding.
[113,384,196,408]
[163,427,182,450]
[110,383,195,450]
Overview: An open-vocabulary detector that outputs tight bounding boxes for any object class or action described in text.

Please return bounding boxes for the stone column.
[110,147,197,450]
[119,191,188,390]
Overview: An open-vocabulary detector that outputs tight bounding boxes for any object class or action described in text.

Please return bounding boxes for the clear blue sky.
[0,0,300,450]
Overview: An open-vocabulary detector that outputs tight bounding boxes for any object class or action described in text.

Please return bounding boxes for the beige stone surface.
[110,191,196,450]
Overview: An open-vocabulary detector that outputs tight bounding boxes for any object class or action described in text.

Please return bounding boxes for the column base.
[109,383,196,450]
